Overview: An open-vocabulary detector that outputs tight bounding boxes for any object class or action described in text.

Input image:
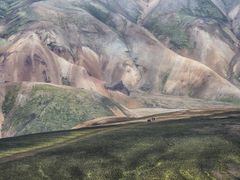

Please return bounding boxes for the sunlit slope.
[0,83,123,137]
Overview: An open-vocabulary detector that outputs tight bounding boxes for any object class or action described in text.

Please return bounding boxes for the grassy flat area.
[0,115,239,180]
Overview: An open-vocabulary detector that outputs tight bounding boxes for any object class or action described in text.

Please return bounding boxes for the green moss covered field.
[0,115,239,180]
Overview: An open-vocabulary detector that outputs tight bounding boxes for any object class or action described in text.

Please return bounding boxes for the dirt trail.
[74,108,240,128]
[0,108,239,164]
[73,108,184,129]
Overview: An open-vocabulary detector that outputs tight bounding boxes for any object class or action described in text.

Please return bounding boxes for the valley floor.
[0,110,239,179]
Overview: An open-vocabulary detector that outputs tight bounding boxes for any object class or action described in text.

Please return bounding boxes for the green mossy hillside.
[2,84,115,136]
[2,85,20,115]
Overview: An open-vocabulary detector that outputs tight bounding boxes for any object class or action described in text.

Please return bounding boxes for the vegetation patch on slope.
[0,0,41,37]
[2,84,115,136]
[144,12,195,49]
[190,0,227,21]
[0,0,9,20]
[0,116,239,179]
[84,2,110,24]
[2,85,20,115]
[0,38,7,47]
[144,0,227,49]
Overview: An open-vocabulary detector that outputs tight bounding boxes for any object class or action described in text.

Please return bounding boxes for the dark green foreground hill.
[0,115,239,180]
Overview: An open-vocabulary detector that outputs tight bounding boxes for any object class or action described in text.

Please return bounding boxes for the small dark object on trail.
[147,119,152,123]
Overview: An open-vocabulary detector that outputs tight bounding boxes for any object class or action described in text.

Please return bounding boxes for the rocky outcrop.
[105,81,130,96]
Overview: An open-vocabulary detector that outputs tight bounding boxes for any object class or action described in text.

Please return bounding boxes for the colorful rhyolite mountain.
[0,0,240,137]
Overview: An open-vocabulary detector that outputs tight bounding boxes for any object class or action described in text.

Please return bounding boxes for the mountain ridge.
[1,0,240,137]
